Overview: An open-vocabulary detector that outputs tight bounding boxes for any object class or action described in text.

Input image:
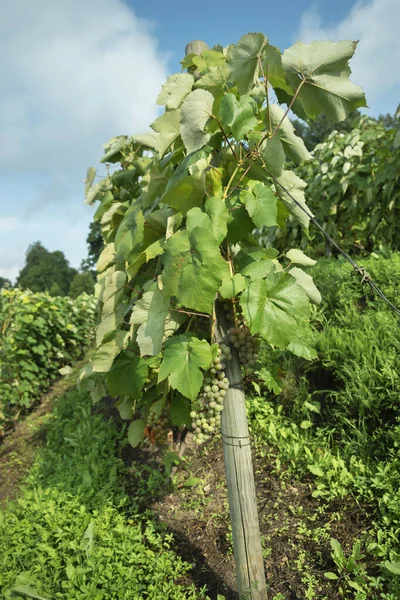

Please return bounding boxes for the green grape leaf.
[186,207,211,232]
[228,33,291,96]
[84,167,97,197]
[115,396,134,420]
[114,206,144,261]
[96,303,126,346]
[106,349,148,396]
[276,170,312,229]
[170,394,191,427]
[240,272,310,347]
[260,135,285,177]
[282,40,367,122]
[92,331,129,372]
[100,136,128,163]
[204,196,229,244]
[228,32,268,94]
[150,109,181,156]
[287,339,318,361]
[289,267,321,304]
[130,284,185,356]
[128,419,146,448]
[163,227,230,314]
[286,249,316,266]
[158,335,213,400]
[240,183,278,229]
[269,104,311,164]
[180,89,214,153]
[157,72,194,109]
[96,243,116,273]
[219,93,259,140]
[131,131,160,152]
[226,199,256,243]
[219,273,246,298]
[160,173,205,215]
[194,65,230,96]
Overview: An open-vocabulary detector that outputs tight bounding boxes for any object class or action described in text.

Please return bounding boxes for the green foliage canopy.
[81,33,365,440]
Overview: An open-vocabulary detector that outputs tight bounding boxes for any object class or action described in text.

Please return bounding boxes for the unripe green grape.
[211,385,219,393]
[207,391,213,399]
[203,385,211,393]
[219,389,227,397]
[190,411,197,419]
[210,367,216,374]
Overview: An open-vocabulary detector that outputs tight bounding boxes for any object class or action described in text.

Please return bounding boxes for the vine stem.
[257,56,271,135]
[215,117,239,162]
[223,165,241,200]
[226,241,239,328]
[169,307,210,319]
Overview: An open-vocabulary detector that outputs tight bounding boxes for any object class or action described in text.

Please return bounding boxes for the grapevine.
[81,33,365,451]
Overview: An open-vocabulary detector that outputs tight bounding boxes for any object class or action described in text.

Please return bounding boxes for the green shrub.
[248,254,400,590]
[0,390,207,599]
[0,289,96,432]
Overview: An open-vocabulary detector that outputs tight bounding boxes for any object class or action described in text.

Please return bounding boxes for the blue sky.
[1,0,399,282]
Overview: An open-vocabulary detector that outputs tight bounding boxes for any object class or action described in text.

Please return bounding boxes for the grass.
[0,389,210,600]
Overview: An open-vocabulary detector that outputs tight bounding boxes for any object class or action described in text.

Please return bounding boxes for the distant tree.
[81,221,104,272]
[292,110,361,150]
[0,277,11,290]
[68,272,95,298]
[17,242,77,296]
[377,113,399,129]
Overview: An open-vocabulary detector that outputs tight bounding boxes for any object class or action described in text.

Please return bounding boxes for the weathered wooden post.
[184,41,268,600]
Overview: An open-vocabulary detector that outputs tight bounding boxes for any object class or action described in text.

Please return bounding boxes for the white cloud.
[297,0,400,116]
[0,0,167,282]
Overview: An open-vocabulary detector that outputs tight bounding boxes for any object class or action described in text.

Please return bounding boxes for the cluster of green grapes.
[228,326,260,367]
[190,343,232,445]
[146,407,170,445]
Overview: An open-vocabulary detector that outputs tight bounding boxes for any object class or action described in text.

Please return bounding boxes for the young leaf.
[260,135,285,177]
[204,196,229,244]
[289,267,322,304]
[269,104,311,164]
[180,89,214,153]
[228,32,268,94]
[276,170,312,229]
[160,173,205,215]
[106,349,148,397]
[240,183,278,229]
[282,40,367,122]
[162,227,230,314]
[130,285,185,356]
[150,109,181,156]
[219,273,246,298]
[157,72,194,109]
[158,335,214,400]
[219,93,259,140]
[240,272,310,348]
[285,249,316,267]
[114,206,144,261]
[128,419,146,448]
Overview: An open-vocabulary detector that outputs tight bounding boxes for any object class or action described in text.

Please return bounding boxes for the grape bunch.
[146,407,170,445]
[228,326,260,368]
[190,343,232,445]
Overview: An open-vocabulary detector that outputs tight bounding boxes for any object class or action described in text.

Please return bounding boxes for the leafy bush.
[0,288,96,433]
[247,254,400,594]
[0,390,208,599]
[267,116,400,256]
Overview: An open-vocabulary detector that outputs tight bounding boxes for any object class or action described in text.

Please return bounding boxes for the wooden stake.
[214,302,268,600]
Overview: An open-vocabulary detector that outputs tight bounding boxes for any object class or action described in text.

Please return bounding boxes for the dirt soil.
[120,430,374,600]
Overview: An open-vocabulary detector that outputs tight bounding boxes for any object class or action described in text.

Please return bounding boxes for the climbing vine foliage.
[81,33,365,447]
